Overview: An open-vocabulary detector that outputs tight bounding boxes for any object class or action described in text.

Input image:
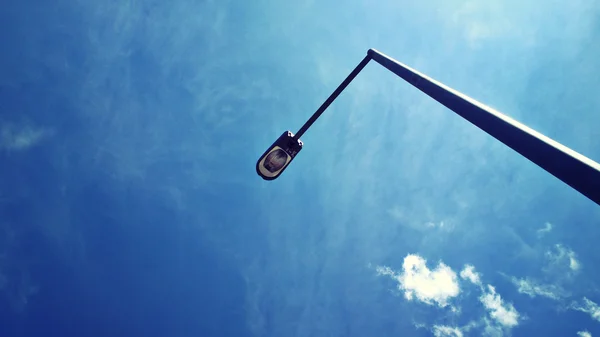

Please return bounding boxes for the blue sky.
[1,0,600,336]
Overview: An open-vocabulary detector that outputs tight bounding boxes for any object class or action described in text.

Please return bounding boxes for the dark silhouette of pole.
[294,55,371,139]
[266,49,600,206]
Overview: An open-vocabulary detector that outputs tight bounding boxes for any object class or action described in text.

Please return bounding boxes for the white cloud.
[570,257,580,271]
[577,331,592,337]
[480,285,519,328]
[460,264,481,286]
[537,222,552,236]
[546,244,580,272]
[432,325,463,337]
[380,261,522,335]
[376,254,460,308]
[508,276,561,300]
[571,298,600,322]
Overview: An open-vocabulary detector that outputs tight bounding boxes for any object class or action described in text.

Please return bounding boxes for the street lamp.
[256,48,600,206]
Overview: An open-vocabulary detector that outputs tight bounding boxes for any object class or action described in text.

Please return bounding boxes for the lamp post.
[256,48,600,206]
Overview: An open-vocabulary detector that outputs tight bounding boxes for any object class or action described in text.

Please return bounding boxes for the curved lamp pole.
[256,48,600,206]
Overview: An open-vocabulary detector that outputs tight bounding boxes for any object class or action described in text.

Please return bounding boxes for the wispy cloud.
[386,206,453,232]
[432,325,463,337]
[450,1,536,48]
[571,297,600,322]
[376,254,460,308]
[480,285,519,328]
[424,221,450,230]
[507,276,562,300]
[537,222,553,237]
[546,244,581,273]
[460,264,481,286]
[0,123,52,151]
[578,331,592,337]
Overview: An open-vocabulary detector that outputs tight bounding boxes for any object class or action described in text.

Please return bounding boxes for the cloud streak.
[507,276,562,300]
[480,285,520,328]
[546,244,581,273]
[432,325,463,337]
[460,264,481,286]
[460,265,521,332]
[571,297,600,322]
[537,222,552,236]
[0,123,52,151]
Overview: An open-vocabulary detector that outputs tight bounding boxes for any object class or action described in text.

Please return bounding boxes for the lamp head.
[256,131,303,180]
